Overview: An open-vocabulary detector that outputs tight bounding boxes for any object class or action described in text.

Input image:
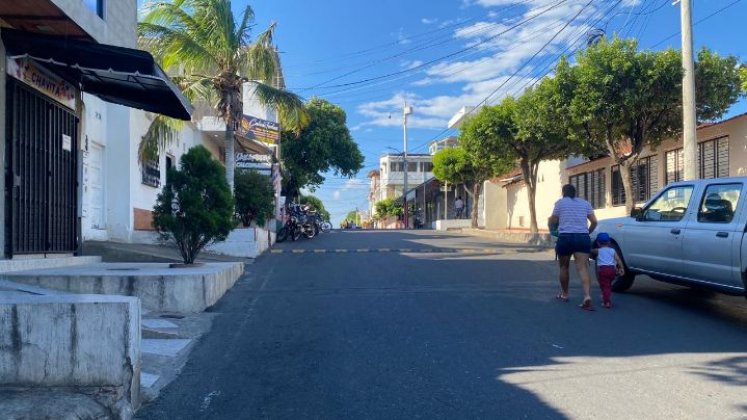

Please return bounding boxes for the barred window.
[569,169,605,209]
[665,148,684,185]
[612,156,657,206]
[142,159,160,188]
[699,136,729,179]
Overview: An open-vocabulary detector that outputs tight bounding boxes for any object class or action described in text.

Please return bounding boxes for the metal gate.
[5,80,78,256]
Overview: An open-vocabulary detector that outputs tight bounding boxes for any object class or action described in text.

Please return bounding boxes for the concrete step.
[141,338,193,358]
[138,311,219,403]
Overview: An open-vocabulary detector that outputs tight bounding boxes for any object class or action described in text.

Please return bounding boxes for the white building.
[378,153,434,201]
[0,0,193,259]
[0,0,282,259]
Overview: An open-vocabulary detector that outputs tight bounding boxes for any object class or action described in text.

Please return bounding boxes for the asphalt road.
[137,230,747,419]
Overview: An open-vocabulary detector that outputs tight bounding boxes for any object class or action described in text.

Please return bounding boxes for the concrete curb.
[459,228,555,248]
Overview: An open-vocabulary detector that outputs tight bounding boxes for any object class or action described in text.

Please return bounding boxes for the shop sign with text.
[237,114,280,145]
[7,58,76,109]
[235,152,272,171]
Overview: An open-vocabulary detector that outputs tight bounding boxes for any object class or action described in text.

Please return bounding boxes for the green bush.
[235,170,275,227]
[374,198,403,218]
[153,146,235,264]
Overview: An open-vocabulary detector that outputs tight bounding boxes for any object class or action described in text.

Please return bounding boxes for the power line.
[650,0,744,49]
[295,0,572,92]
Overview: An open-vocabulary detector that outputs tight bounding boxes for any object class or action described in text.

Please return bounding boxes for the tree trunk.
[225,123,235,193]
[471,181,483,228]
[520,157,540,234]
[619,160,636,214]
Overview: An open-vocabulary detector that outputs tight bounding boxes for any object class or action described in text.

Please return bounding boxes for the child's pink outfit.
[596,247,617,308]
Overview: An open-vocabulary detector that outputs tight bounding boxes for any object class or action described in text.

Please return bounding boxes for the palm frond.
[138,22,217,72]
[140,1,214,56]
[240,23,277,83]
[235,5,255,45]
[252,82,309,132]
[139,115,184,164]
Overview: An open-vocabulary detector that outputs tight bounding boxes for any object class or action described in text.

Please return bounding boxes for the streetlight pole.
[403,103,412,229]
[680,0,697,180]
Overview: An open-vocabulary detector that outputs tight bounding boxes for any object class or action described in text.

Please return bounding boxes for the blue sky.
[232,1,746,225]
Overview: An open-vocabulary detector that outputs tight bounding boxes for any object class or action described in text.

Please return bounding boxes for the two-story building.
[0,0,193,259]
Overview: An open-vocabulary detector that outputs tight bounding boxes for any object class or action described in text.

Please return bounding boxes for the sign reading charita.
[7,58,76,109]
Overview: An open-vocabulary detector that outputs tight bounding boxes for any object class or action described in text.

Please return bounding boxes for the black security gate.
[5,80,78,256]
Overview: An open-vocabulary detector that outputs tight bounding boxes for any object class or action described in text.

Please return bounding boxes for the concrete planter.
[204,225,276,258]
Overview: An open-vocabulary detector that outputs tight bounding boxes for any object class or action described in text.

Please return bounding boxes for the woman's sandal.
[555,293,569,302]
[579,299,594,311]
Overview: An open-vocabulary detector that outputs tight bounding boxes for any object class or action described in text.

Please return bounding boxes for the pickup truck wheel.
[611,243,635,292]
[612,271,636,292]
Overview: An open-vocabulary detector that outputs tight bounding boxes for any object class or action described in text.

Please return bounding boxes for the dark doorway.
[5,80,78,256]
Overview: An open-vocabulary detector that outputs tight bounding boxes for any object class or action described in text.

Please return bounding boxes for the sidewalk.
[458,228,554,248]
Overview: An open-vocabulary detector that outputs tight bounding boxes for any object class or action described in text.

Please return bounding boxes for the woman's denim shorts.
[555,233,591,256]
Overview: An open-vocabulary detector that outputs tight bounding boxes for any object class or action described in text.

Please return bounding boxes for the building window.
[407,162,417,172]
[699,136,729,179]
[83,0,105,18]
[665,148,684,185]
[142,159,161,188]
[612,156,658,206]
[665,137,729,185]
[422,162,433,172]
[569,169,605,209]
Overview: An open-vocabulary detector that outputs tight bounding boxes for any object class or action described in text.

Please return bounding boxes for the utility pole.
[680,0,698,180]
[444,181,448,220]
[403,103,412,229]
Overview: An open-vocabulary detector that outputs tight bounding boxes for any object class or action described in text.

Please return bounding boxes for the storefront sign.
[237,114,280,145]
[235,152,272,171]
[7,58,76,109]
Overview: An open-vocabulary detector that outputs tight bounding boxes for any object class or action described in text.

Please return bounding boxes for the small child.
[591,232,624,309]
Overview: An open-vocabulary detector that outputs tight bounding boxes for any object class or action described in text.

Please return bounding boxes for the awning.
[1,29,192,120]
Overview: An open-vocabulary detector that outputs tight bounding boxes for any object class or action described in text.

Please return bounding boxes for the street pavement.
[137,230,747,420]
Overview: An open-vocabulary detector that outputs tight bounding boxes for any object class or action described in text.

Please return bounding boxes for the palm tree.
[138,0,308,191]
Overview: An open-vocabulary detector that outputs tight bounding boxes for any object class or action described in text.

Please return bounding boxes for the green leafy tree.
[138,0,308,191]
[299,195,330,221]
[560,37,742,212]
[432,147,473,186]
[281,98,364,200]
[511,76,576,233]
[374,198,403,219]
[343,210,362,226]
[153,146,234,264]
[457,111,516,227]
[234,170,275,227]
[740,66,747,93]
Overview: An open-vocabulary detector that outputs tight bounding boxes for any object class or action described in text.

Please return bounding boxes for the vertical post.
[444,181,448,220]
[403,103,412,229]
[681,0,697,180]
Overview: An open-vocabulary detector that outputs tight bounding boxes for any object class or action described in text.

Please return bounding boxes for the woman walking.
[548,184,598,310]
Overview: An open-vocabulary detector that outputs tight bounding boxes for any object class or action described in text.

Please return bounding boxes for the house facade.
[485,113,747,231]
[0,0,192,259]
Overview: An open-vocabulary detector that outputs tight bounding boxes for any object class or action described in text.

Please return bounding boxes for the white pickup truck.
[595,177,747,297]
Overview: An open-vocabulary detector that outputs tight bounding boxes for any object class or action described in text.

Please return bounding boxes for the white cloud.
[355,0,638,129]
[421,17,438,25]
[400,59,424,70]
[396,27,411,45]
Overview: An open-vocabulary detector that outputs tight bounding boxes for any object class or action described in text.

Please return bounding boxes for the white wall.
[505,160,564,231]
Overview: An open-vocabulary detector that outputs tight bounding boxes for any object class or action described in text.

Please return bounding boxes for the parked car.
[595,177,747,297]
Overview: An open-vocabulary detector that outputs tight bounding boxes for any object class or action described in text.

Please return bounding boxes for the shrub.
[153,146,235,264]
[235,170,275,227]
